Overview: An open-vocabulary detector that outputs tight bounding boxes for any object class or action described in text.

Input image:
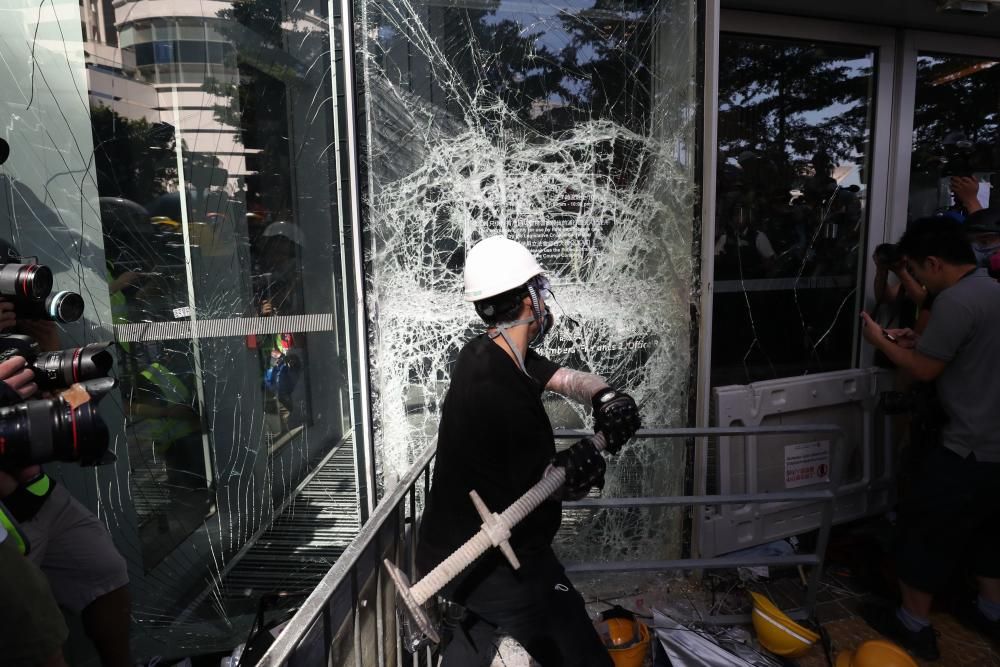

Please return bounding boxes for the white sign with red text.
[784,440,831,489]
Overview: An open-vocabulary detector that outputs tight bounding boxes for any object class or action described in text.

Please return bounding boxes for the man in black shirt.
[417,236,641,666]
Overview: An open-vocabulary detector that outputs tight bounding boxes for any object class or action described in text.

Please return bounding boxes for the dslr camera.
[940,137,976,178]
[0,258,84,323]
[0,334,113,392]
[0,376,117,467]
[0,309,117,467]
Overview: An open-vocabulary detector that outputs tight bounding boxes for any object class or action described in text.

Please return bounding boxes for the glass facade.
[2,0,361,654]
[1,0,705,653]
[361,0,703,562]
[7,0,997,661]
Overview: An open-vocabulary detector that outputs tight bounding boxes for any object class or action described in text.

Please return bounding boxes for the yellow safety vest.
[0,503,28,555]
[135,362,200,449]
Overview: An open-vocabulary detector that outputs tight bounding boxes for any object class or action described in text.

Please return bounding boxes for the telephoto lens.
[0,393,111,467]
[0,336,114,392]
[12,290,85,323]
[0,262,53,300]
[32,342,114,391]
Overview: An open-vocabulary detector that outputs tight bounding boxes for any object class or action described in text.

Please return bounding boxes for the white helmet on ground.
[463,236,544,302]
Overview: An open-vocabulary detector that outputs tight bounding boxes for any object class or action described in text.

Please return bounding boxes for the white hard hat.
[262,221,304,246]
[463,236,544,302]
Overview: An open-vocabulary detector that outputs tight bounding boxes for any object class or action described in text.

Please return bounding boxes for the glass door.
[696,14,898,558]
[710,28,881,386]
[704,12,892,387]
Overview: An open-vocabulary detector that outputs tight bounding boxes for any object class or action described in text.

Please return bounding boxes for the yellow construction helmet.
[593,607,651,667]
[750,592,819,658]
[835,639,918,667]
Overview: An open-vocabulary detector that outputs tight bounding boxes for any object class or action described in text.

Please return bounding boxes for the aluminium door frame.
[698,10,896,423]
[714,9,898,375]
[694,12,898,541]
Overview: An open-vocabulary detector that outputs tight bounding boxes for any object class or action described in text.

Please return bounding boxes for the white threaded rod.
[406,433,606,605]
[409,468,566,604]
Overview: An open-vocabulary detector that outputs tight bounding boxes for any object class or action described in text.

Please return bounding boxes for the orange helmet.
[594,607,651,667]
[836,639,918,667]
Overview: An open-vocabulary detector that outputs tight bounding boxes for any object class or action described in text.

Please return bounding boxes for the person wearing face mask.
[416,236,641,666]
[964,208,1000,280]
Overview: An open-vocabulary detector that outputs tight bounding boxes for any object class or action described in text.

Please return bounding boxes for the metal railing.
[257,425,845,666]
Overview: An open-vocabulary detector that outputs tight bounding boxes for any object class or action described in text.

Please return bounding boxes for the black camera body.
[941,147,975,179]
[0,334,117,467]
[0,334,113,393]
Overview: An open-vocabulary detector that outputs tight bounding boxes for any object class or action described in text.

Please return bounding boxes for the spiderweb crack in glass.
[364,0,700,561]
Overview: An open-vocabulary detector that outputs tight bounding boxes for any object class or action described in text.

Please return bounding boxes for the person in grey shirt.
[860,216,1000,661]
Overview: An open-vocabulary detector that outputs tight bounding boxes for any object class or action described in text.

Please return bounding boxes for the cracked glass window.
[907,52,1000,221]
[712,34,876,386]
[362,0,701,561]
[3,0,359,654]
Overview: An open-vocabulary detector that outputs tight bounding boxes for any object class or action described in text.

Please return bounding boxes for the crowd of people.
[4,155,999,666]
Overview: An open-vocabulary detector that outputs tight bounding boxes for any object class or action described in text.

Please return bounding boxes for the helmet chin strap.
[488,283,550,375]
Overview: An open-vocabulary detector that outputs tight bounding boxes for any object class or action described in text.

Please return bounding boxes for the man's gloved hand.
[551,436,606,499]
[591,388,641,454]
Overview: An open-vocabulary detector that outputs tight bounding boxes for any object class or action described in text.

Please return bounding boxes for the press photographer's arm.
[0,355,37,494]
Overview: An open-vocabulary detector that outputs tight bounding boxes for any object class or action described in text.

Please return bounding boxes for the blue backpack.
[264,354,299,398]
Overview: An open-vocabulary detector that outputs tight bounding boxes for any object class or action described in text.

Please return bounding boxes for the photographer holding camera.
[860,216,1000,660]
[0,240,131,667]
[0,354,70,667]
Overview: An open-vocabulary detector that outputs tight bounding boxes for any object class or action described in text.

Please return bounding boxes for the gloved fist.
[591,388,641,454]
[551,436,606,499]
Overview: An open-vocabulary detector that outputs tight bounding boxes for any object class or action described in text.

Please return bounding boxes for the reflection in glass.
[908,53,1000,221]
[712,35,875,386]
[81,0,356,646]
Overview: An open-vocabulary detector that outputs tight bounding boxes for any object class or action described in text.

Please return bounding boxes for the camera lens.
[0,398,109,467]
[33,342,114,391]
[13,291,85,323]
[0,263,52,300]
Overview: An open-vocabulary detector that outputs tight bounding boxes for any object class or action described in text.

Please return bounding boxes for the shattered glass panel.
[2,0,361,657]
[907,52,1000,221]
[712,35,875,386]
[362,0,701,560]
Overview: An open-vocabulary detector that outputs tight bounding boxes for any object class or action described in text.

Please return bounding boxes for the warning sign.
[784,440,831,488]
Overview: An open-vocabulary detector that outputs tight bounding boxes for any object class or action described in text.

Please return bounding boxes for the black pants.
[439,549,612,667]
[896,446,1000,593]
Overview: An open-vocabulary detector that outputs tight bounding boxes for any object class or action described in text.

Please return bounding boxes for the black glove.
[591,388,641,454]
[551,436,606,498]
